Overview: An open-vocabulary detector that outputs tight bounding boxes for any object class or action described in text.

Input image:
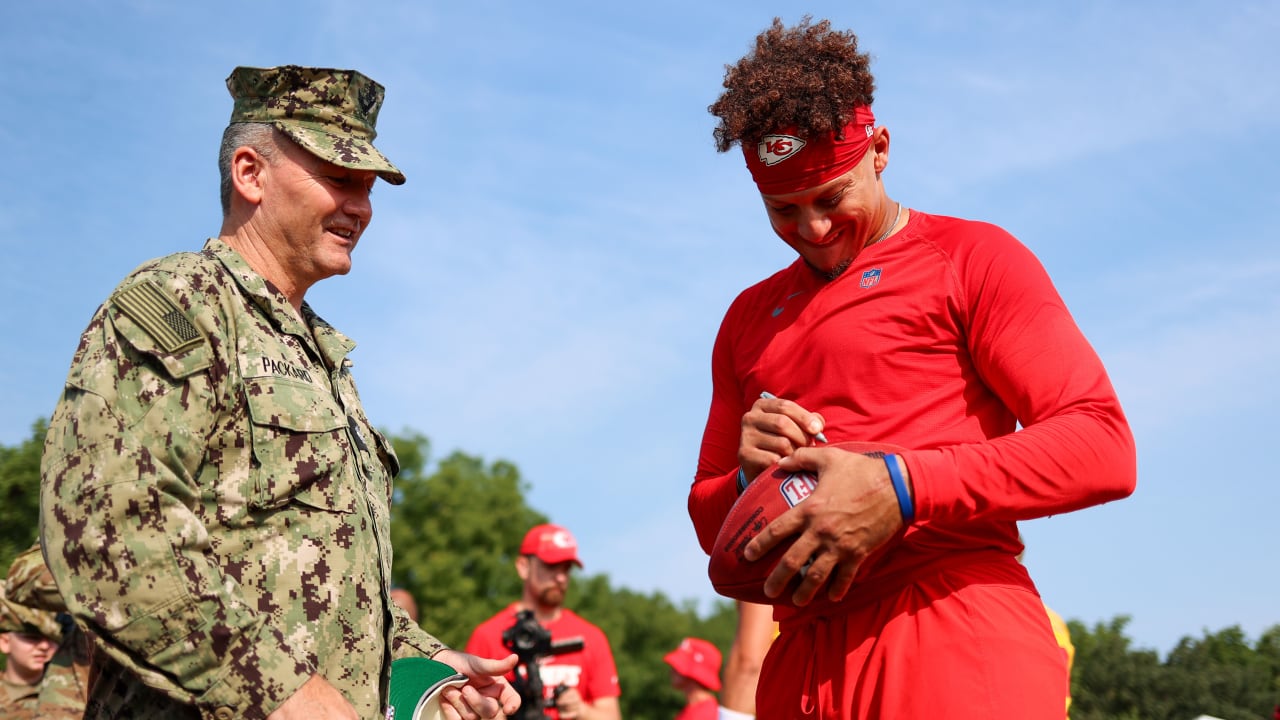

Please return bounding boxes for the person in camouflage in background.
[1,582,64,719]
[6,543,91,719]
[38,65,520,720]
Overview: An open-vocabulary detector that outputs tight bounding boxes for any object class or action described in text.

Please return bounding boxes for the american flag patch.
[114,281,202,353]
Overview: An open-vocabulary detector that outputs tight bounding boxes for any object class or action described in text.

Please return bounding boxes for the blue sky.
[2,1,1276,658]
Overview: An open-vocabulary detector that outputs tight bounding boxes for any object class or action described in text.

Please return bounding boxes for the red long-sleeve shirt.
[691,211,1135,616]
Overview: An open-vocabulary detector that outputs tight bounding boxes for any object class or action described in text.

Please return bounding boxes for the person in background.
[391,587,421,624]
[39,64,518,720]
[717,601,774,720]
[1,585,63,718]
[664,637,721,720]
[687,17,1136,719]
[1018,538,1076,718]
[1044,605,1075,718]
[467,524,621,720]
[5,543,90,719]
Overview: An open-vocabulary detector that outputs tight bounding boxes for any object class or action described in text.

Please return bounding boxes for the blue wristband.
[884,454,914,522]
[736,467,749,494]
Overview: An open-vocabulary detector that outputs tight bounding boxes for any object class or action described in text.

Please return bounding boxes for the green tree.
[569,575,737,719]
[1071,616,1280,720]
[1161,625,1279,720]
[387,432,547,648]
[1258,624,1280,692]
[32,426,1280,719]
[0,418,46,572]
[385,429,739,720]
[1070,615,1164,720]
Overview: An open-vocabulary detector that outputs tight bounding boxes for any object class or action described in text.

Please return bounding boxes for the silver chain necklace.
[865,202,903,249]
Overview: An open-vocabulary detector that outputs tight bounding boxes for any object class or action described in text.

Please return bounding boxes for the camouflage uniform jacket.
[31,631,92,720]
[1,675,39,719]
[40,238,446,719]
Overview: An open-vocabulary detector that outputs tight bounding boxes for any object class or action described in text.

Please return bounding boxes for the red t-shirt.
[691,211,1135,620]
[675,696,719,720]
[465,604,620,718]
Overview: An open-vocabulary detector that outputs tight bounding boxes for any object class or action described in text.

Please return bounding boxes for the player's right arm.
[690,295,823,554]
[690,314,752,554]
[739,394,826,481]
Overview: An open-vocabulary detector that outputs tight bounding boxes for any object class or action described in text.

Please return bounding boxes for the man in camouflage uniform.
[6,543,91,719]
[1,584,64,719]
[39,66,520,720]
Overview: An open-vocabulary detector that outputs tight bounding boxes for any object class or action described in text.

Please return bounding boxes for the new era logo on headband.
[757,134,806,166]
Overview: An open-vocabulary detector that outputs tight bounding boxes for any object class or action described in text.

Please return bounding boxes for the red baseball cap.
[519,524,583,568]
[663,637,722,692]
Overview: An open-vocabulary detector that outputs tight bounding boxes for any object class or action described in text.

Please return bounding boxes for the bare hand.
[744,446,904,606]
[266,675,358,720]
[554,685,585,719]
[739,395,826,482]
[433,649,521,720]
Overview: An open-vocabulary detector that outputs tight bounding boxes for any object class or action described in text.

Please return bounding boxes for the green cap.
[226,65,406,185]
[385,657,468,720]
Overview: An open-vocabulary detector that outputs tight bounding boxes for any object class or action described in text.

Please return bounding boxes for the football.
[708,440,907,605]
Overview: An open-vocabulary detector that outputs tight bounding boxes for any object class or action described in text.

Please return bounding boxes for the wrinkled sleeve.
[39,278,311,718]
[689,299,751,555]
[905,231,1136,522]
[390,604,448,660]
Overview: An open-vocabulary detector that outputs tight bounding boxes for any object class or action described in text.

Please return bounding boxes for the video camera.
[502,609,584,720]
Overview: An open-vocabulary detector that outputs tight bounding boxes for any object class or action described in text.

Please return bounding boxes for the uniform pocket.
[244,376,356,514]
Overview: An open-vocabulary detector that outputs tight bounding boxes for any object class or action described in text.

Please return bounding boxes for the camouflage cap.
[226,65,406,185]
[6,543,66,613]
[0,585,62,641]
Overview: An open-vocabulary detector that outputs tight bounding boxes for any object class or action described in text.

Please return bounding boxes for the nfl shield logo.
[780,472,818,507]
[860,268,882,288]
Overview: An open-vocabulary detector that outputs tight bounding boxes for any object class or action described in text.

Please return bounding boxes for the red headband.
[743,106,877,194]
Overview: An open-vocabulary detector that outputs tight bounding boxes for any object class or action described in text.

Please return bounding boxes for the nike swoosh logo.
[771,291,807,317]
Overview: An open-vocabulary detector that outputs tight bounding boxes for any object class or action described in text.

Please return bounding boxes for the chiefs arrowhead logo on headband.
[744,105,877,194]
[757,135,807,166]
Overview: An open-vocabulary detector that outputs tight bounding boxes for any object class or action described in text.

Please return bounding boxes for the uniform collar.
[202,238,357,369]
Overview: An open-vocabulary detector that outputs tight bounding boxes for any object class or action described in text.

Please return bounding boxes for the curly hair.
[709,16,876,153]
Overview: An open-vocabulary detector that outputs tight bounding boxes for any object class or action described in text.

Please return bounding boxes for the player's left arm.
[553,689,621,720]
[908,229,1136,523]
[571,628,622,720]
[585,695,622,720]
